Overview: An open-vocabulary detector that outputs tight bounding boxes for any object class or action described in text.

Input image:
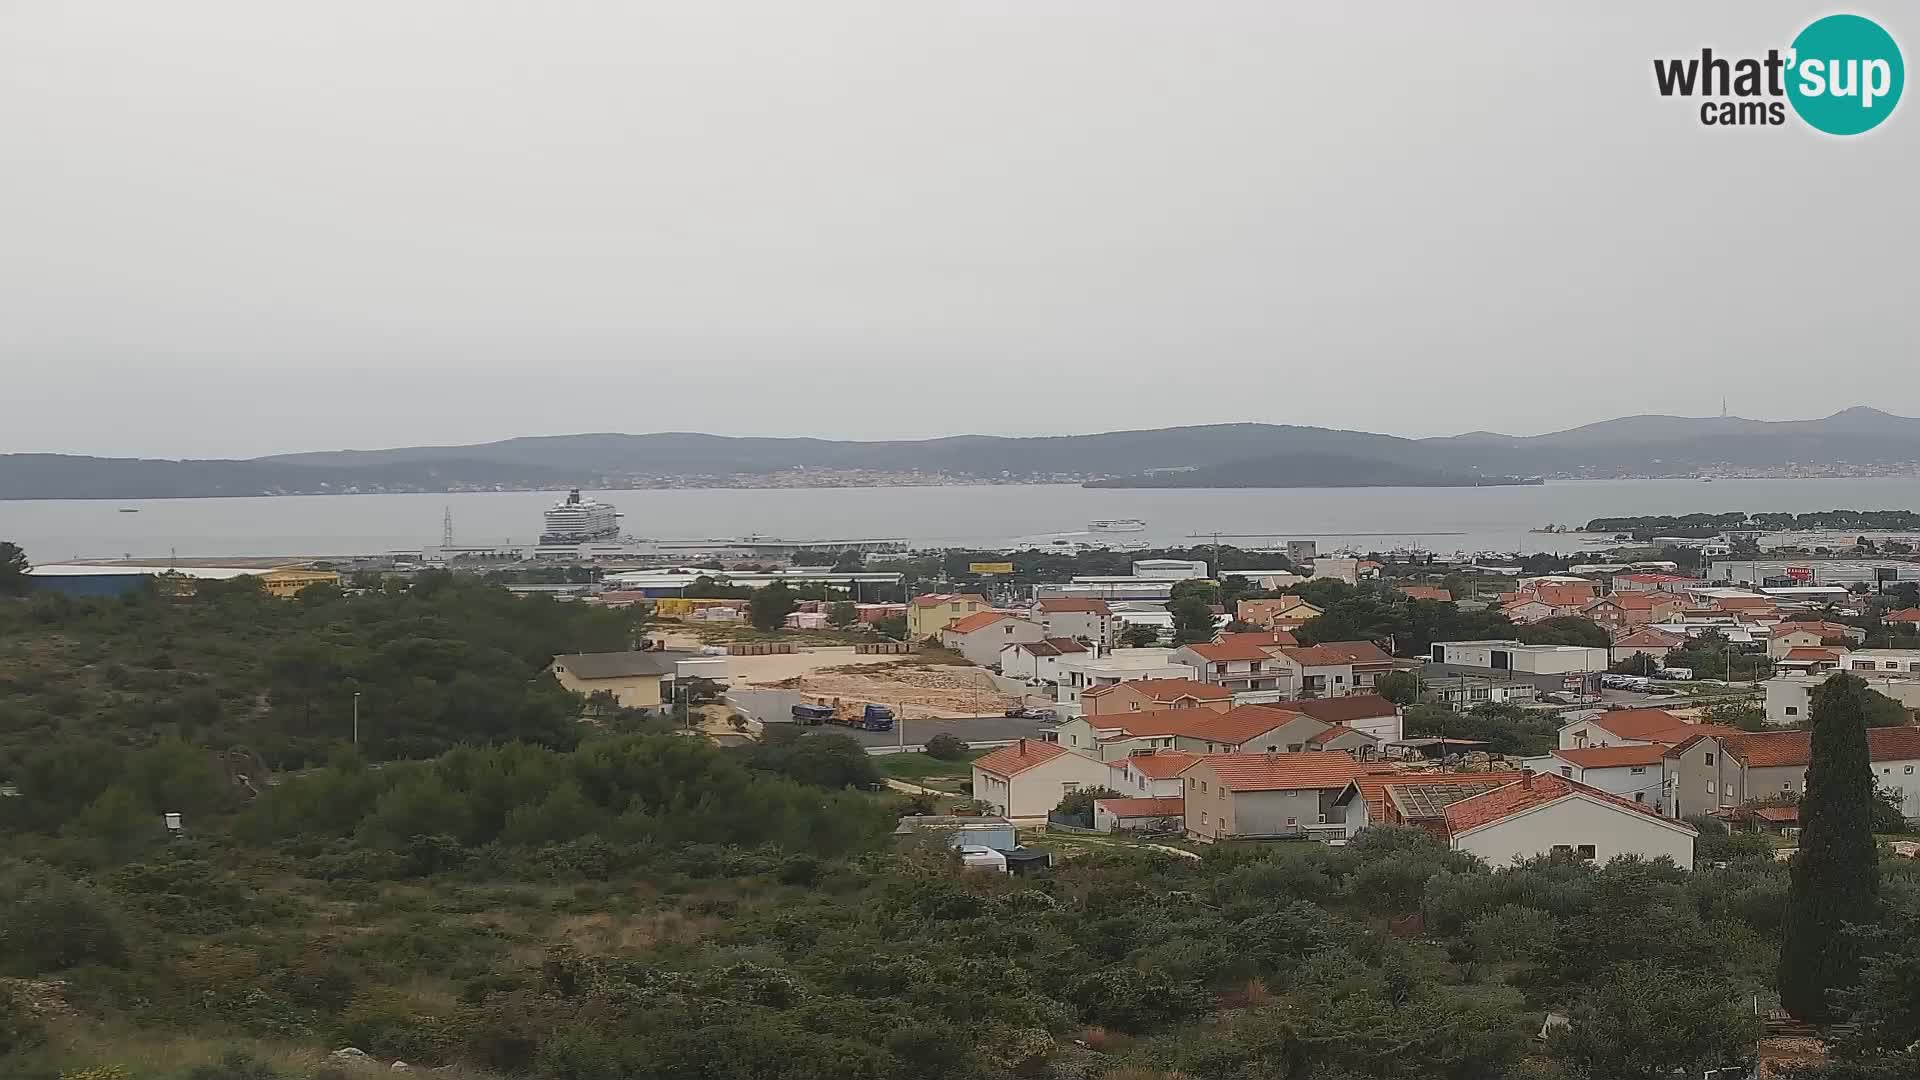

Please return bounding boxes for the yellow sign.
[968,562,1014,575]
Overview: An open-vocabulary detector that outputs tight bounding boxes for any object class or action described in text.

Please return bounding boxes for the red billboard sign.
[1786,566,1813,582]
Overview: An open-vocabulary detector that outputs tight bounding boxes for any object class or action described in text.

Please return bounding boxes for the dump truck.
[790,698,896,732]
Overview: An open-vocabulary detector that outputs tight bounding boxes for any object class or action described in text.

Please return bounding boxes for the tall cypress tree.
[1778,672,1881,1021]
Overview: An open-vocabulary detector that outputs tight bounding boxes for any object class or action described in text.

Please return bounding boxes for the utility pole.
[352,691,361,747]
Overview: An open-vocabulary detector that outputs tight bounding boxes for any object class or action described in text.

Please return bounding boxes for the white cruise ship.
[1087,518,1147,533]
[540,489,621,543]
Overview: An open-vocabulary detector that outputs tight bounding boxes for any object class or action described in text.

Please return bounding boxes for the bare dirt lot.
[726,647,1014,718]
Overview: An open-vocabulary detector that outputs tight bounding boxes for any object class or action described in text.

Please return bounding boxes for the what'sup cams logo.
[1654,13,1903,134]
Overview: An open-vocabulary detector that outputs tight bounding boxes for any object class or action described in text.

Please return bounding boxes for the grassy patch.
[876,750,984,781]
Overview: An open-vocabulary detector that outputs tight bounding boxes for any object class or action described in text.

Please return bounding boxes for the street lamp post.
[352,691,361,747]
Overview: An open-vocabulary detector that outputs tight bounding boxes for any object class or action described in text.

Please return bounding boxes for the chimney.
[1016,738,1027,756]
[1521,771,1534,790]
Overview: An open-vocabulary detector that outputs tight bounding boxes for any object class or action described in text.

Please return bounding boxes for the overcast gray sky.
[2,2,1913,458]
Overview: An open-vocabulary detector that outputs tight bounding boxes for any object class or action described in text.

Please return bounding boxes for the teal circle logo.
[1787,14,1904,135]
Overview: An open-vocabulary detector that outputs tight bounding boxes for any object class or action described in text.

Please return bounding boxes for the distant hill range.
[5,407,1920,499]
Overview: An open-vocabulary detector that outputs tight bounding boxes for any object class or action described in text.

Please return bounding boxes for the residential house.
[1557,708,1737,751]
[1438,772,1697,868]
[1236,596,1323,632]
[1666,727,1920,820]
[1103,748,1201,797]
[1776,646,1845,675]
[1398,585,1453,602]
[941,612,1046,666]
[1282,694,1404,743]
[1032,598,1117,649]
[1092,796,1185,833]
[1528,744,1672,813]
[1081,677,1232,717]
[1613,626,1687,661]
[1764,673,1920,725]
[1300,640,1395,693]
[1055,704,1345,761]
[1181,752,1361,842]
[998,638,1089,682]
[1501,599,1559,625]
[1616,572,1699,593]
[1173,639,1292,697]
[1769,625,1850,659]
[1773,617,1865,643]
[1841,649,1920,676]
[1053,649,1202,709]
[1269,645,1362,697]
[1334,770,1527,836]
[1884,608,1920,630]
[1305,725,1380,756]
[969,739,1119,818]
[548,651,678,712]
[1582,592,1683,636]
[1216,628,1300,649]
[907,593,990,640]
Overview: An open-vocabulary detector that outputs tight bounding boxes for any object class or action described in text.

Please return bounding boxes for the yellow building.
[907,593,990,640]
[260,567,341,598]
[549,651,677,712]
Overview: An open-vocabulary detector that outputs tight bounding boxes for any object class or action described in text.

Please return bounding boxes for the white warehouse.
[1429,640,1611,676]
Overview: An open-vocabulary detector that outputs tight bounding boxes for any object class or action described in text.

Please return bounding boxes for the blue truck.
[791,700,896,732]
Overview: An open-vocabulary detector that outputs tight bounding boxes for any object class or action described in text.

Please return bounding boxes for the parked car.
[1005,705,1053,719]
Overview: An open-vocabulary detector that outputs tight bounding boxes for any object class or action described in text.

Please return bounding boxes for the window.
[1577,844,1596,861]
[1199,781,1207,793]
[1063,782,1080,794]
[1705,780,1715,794]
[1285,817,1297,827]
[1215,663,1227,674]
[1786,707,1798,716]
[1785,781,1794,790]
[1266,745,1278,753]
[1705,753,1715,765]
[1634,792,1645,803]
[1551,844,1573,856]
[1288,743,1303,752]
[1907,766,1915,775]
[1559,766,1573,778]
[1725,783,1734,796]
[1630,766,1646,774]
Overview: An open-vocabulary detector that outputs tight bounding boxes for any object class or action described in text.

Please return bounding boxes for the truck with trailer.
[790,699,896,732]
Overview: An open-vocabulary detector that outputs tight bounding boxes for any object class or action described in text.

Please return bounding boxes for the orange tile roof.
[1217,630,1299,648]
[1752,805,1798,823]
[1308,726,1371,745]
[1584,709,1688,740]
[1093,796,1185,817]
[1185,751,1360,791]
[1553,744,1670,768]
[1109,749,1202,778]
[1532,584,1596,608]
[1081,678,1231,702]
[943,611,1013,634]
[1711,727,1920,769]
[1012,638,1088,657]
[912,592,986,608]
[1036,598,1112,614]
[1442,772,1689,835]
[1263,694,1397,724]
[972,739,1071,777]
[1615,628,1685,649]
[1099,705,1304,745]
[1783,647,1841,662]
[1278,645,1359,666]
[1885,608,1920,624]
[1398,586,1453,602]
[1183,639,1278,662]
[1347,769,1528,825]
[1309,640,1394,665]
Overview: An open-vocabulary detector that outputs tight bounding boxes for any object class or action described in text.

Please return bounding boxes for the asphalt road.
[726,688,1051,748]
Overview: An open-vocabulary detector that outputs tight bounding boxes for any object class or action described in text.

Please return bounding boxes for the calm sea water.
[7,477,1920,562]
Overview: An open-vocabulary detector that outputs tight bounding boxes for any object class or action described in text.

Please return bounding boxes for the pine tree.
[1777,672,1881,1021]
